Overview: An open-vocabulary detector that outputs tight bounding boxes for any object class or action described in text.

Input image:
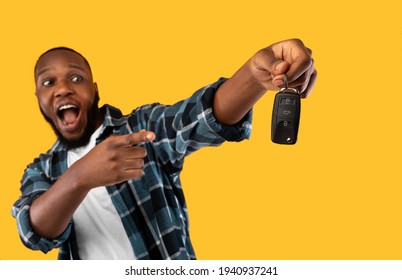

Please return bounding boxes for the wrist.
[239,60,268,94]
[65,161,93,193]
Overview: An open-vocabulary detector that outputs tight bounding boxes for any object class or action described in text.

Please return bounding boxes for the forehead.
[35,50,91,79]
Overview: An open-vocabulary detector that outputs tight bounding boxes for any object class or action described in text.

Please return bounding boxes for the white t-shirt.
[67,125,136,259]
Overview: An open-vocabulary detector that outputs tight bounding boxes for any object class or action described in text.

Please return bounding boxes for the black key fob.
[271,89,301,144]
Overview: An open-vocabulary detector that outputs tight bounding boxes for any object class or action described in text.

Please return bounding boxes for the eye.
[42,80,54,87]
[71,75,83,82]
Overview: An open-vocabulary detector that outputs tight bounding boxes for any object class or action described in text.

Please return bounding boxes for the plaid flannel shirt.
[12,78,252,259]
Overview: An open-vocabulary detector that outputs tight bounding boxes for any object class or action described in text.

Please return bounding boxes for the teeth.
[59,104,77,111]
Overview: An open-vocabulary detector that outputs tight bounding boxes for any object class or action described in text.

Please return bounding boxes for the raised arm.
[213,38,317,125]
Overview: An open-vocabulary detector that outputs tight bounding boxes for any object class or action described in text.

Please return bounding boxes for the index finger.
[118,131,156,147]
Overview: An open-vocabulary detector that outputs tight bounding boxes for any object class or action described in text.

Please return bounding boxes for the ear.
[94,82,100,102]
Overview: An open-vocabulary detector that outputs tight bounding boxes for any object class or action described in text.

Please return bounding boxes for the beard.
[39,95,101,149]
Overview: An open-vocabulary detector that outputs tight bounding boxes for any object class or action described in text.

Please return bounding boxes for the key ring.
[280,74,300,94]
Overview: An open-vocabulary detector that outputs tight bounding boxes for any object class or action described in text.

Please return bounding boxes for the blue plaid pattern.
[12,78,252,259]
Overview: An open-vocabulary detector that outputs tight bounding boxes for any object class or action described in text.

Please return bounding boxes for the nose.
[54,79,73,98]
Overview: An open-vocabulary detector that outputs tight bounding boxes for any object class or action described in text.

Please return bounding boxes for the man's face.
[35,50,102,148]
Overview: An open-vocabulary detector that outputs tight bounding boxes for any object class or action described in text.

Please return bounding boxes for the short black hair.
[34,46,92,74]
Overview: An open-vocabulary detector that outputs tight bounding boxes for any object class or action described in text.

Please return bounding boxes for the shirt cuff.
[15,203,72,254]
[199,77,253,142]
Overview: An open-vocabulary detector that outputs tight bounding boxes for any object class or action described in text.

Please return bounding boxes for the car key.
[271,75,301,144]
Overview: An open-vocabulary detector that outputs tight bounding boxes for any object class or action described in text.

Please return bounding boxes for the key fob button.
[280,97,295,105]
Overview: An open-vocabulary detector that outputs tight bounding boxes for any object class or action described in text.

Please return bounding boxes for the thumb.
[252,49,290,89]
[254,48,290,74]
[271,60,290,87]
[272,60,289,75]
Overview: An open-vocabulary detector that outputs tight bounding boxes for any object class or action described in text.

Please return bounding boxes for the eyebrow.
[36,64,87,79]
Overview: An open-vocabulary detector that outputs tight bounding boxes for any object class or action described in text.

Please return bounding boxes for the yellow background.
[1,0,401,260]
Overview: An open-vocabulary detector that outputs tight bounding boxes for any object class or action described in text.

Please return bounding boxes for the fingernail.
[273,78,283,87]
[146,133,153,141]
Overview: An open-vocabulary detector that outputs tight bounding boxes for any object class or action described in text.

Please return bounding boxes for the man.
[12,38,317,259]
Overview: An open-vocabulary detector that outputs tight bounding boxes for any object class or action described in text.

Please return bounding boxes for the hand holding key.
[249,39,316,145]
[249,38,317,98]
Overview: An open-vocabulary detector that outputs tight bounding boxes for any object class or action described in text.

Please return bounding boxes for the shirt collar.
[100,104,124,127]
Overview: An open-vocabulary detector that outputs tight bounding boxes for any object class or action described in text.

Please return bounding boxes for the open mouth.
[57,104,81,127]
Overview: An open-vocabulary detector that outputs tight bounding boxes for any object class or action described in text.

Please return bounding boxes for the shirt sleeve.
[12,159,72,253]
[133,78,253,170]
